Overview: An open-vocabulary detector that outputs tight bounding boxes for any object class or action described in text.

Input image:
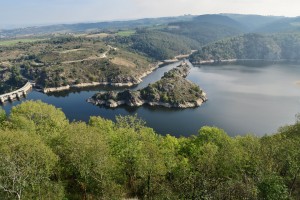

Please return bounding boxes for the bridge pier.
[0,82,32,104]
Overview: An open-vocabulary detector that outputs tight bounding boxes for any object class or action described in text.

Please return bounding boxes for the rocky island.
[88,62,207,108]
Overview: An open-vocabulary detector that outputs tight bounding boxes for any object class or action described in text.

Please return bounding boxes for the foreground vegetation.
[0,101,299,199]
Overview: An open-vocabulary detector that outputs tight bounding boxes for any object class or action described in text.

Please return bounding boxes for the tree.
[258,174,289,200]
[0,130,63,200]
[60,122,122,199]
[0,108,6,124]
[111,115,169,198]
[9,100,69,145]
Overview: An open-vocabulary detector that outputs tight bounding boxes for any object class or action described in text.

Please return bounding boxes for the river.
[1,61,300,137]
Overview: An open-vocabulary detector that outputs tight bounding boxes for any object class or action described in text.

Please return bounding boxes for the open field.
[115,30,136,36]
[0,38,46,46]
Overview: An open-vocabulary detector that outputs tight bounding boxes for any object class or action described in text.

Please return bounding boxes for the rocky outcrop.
[87,90,207,108]
[88,62,207,108]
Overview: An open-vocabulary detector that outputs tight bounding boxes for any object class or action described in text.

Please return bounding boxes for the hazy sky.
[1,0,299,28]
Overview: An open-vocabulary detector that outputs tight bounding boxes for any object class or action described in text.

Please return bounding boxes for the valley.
[1,7,300,199]
[1,13,300,136]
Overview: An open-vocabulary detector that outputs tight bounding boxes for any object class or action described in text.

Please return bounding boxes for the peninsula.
[88,62,207,108]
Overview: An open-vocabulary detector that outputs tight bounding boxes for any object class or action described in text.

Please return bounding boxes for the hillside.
[108,29,201,60]
[0,29,203,94]
[0,15,195,38]
[189,33,300,63]
[257,17,300,33]
[0,36,155,92]
[2,14,300,42]
[162,14,245,45]
[223,14,284,31]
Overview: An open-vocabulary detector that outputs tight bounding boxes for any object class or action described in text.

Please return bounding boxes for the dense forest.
[107,29,200,60]
[162,15,245,45]
[0,101,299,199]
[189,33,300,63]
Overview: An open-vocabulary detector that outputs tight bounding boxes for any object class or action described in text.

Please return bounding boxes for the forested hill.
[189,33,300,63]
[0,101,300,199]
[162,14,245,45]
[222,14,284,31]
[0,15,195,37]
[108,29,200,60]
[257,17,300,33]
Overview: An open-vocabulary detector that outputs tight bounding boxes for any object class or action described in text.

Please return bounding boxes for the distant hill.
[108,29,200,60]
[2,14,300,40]
[0,15,195,37]
[193,14,246,30]
[256,17,300,33]
[189,33,300,63]
[163,14,246,45]
[222,14,284,31]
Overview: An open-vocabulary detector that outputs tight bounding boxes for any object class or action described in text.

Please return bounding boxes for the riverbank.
[88,62,207,109]
[87,96,206,108]
[191,58,300,65]
[42,62,163,93]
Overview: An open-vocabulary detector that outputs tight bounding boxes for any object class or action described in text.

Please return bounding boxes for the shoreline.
[191,58,300,65]
[42,62,163,93]
[87,97,207,109]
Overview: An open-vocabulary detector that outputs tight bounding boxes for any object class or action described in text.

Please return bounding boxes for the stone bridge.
[0,82,32,103]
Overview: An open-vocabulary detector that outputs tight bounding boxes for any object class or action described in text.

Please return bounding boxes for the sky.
[0,0,299,29]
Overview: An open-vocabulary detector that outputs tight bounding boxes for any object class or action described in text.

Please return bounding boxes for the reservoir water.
[1,61,300,137]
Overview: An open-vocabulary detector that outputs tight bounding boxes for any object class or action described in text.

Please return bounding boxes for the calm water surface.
[1,61,300,137]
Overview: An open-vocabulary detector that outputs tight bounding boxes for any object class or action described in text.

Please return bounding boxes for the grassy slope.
[0,38,46,46]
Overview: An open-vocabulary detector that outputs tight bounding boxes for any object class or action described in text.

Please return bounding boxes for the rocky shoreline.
[87,97,206,108]
[191,58,299,65]
[42,63,162,93]
[191,59,238,65]
[88,62,207,108]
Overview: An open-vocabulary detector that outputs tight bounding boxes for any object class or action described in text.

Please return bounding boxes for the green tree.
[111,115,169,199]
[0,130,63,200]
[60,122,122,199]
[0,108,6,124]
[258,174,289,200]
[9,100,69,145]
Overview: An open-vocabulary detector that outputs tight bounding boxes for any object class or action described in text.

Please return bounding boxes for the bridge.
[0,82,32,103]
